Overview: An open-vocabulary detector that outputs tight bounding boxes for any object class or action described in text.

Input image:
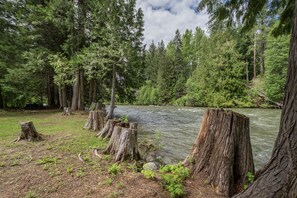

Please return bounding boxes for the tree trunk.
[245,60,249,82]
[78,70,84,111]
[234,2,297,197]
[83,110,105,131]
[106,65,116,119]
[59,86,67,109]
[260,41,265,76]
[184,109,254,197]
[0,86,3,109]
[47,67,55,108]
[15,121,43,142]
[71,71,79,111]
[97,119,121,138]
[89,79,97,103]
[253,31,257,79]
[104,122,140,162]
[71,70,84,111]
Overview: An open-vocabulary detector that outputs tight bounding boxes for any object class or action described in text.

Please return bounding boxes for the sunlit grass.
[0,110,108,151]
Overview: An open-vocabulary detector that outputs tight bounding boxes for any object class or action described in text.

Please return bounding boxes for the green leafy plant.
[76,167,85,178]
[119,115,129,123]
[103,155,110,161]
[108,163,121,175]
[11,159,19,166]
[243,171,255,190]
[66,166,74,174]
[159,162,190,198]
[127,162,138,172]
[141,169,156,179]
[36,156,58,166]
[166,183,185,198]
[103,178,113,186]
[116,182,125,189]
[24,191,37,198]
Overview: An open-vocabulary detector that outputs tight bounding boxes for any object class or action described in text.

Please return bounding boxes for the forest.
[0,0,290,110]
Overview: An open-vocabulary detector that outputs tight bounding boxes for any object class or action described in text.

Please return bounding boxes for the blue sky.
[136,0,209,46]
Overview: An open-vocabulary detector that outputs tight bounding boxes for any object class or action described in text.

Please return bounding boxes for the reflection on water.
[113,105,281,170]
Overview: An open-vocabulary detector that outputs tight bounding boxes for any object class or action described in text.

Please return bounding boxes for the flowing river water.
[114,105,281,170]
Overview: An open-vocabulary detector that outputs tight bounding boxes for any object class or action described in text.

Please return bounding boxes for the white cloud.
[136,0,209,46]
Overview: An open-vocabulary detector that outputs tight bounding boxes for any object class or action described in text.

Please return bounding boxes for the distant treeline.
[137,24,289,108]
[0,0,289,109]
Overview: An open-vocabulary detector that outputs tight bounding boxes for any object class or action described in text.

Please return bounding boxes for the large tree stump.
[104,122,140,162]
[15,121,43,142]
[184,109,254,197]
[96,119,120,138]
[62,107,71,116]
[83,110,105,131]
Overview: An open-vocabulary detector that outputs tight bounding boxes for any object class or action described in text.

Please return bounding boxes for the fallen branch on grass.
[94,149,102,159]
[78,152,85,163]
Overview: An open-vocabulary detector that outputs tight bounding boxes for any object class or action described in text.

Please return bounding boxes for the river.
[114,105,281,170]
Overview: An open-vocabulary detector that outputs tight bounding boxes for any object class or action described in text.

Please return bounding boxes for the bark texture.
[97,119,120,138]
[234,2,297,197]
[106,65,116,119]
[47,67,55,108]
[71,70,84,111]
[59,86,67,109]
[89,79,97,103]
[104,122,140,162]
[185,109,254,197]
[15,121,43,142]
[83,110,105,131]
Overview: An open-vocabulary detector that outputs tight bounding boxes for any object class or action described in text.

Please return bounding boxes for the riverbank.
[0,110,221,198]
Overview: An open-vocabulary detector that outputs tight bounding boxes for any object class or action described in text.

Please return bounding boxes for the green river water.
[114,105,281,170]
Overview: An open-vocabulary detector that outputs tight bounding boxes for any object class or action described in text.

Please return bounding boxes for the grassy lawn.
[0,110,166,198]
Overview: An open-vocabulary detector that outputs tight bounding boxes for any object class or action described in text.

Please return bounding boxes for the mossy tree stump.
[104,122,140,162]
[184,109,254,197]
[83,110,105,131]
[15,121,43,142]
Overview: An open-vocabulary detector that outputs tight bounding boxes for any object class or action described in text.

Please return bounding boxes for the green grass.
[0,110,108,152]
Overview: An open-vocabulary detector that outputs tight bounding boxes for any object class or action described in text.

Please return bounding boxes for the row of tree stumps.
[15,105,254,197]
[83,105,140,162]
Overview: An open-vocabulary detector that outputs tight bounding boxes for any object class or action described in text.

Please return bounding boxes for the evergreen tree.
[264,28,290,103]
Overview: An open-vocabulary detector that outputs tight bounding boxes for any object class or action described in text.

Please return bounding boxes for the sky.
[136,0,209,46]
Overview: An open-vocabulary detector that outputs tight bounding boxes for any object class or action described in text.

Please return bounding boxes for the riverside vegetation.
[0,110,220,198]
[0,0,290,110]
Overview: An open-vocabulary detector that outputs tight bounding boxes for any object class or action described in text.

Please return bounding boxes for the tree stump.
[15,121,43,142]
[184,109,254,197]
[62,107,71,116]
[83,110,105,131]
[104,122,140,162]
[96,119,121,138]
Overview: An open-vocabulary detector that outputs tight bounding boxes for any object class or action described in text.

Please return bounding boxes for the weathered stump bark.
[104,122,140,162]
[184,109,254,197]
[62,107,71,115]
[97,119,120,138]
[83,110,105,131]
[15,121,43,142]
